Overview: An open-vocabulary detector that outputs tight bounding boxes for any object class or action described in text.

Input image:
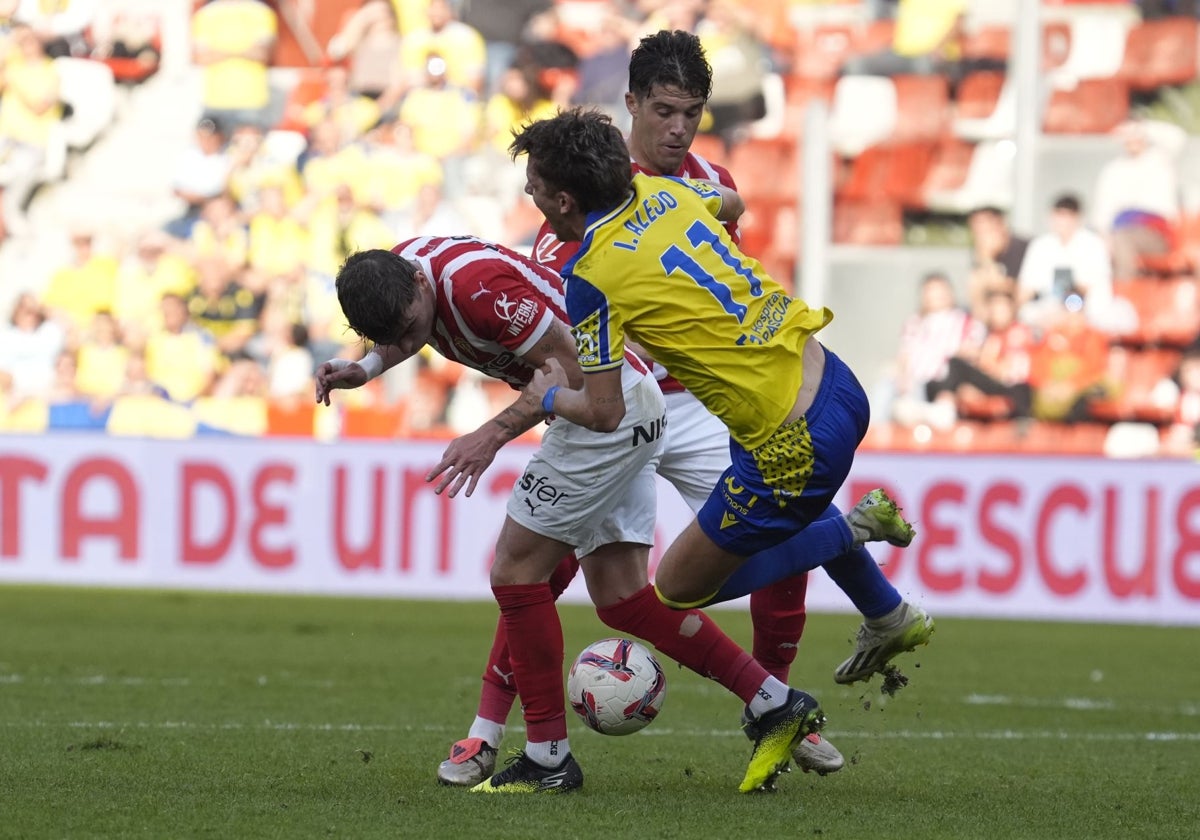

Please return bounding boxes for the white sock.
[867,601,909,629]
[747,676,791,717]
[467,716,504,747]
[525,738,569,768]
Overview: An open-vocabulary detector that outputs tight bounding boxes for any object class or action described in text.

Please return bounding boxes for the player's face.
[525,163,582,242]
[389,270,436,360]
[625,84,707,175]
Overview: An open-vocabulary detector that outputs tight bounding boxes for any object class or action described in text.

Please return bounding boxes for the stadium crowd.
[0,0,1197,457]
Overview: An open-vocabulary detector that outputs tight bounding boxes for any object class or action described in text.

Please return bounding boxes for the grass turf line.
[0,585,1197,839]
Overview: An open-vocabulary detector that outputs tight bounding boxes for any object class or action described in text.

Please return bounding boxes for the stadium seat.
[1090,347,1178,425]
[833,198,902,245]
[920,137,975,195]
[106,395,197,439]
[882,142,937,208]
[827,75,897,157]
[924,139,1014,213]
[55,57,117,151]
[953,72,1016,142]
[891,75,950,144]
[725,137,800,204]
[1138,212,1200,276]
[48,400,111,431]
[266,400,316,437]
[340,404,404,439]
[1052,13,1131,84]
[961,25,1010,62]
[836,145,891,203]
[689,132,728,167]
[1043,78,1130,134]
[1112,277,1200,347]
[956,71,1006,120]
[276,68,329,133]
[192,397,268,436]
[1119,17,1198,91]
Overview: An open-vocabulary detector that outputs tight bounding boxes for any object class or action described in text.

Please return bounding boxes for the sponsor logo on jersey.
[534,233,564,265]
[631,414,667,447]
[572,313,602,366]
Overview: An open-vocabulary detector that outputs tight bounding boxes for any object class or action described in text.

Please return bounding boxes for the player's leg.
[437,553,580,787]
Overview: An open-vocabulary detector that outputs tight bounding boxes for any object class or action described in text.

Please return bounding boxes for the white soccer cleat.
[835,601,934,685]
[792,732,845,775]
[436,737,498,786]
[845,488,916,548]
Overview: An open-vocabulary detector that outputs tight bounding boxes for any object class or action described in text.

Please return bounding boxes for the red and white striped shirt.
[394,235,647,388]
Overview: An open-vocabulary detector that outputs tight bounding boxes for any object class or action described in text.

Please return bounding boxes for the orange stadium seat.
[1139,212,1200,276]
[1090,347,1179,425]
[956,71,1006,120]
[961,25,1010,62]
[266,400,316,437]
[1119,17,1198,90]
[882,142,937,208]
[340,404,405,439]
[725,137,800,203]
[1043,78,1130,134]
[921,138,975,195]
[791,24,857,80]
[833,198,903,245]
[689,132,729,167]
[1113,277,1200,347]
[835,144,890,202]
[891,75,950,143]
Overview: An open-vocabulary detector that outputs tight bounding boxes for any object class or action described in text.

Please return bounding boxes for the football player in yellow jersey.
[510,108,935,789]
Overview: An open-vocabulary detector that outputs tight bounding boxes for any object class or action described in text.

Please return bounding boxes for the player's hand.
[426,428,502,498]
[314,359,369,405]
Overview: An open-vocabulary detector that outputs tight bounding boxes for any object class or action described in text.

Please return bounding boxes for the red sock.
[595,584,768,705]
[478,616,519,724]
[492,582,566,743]
[750,573,809,682]
[478,555,579,723]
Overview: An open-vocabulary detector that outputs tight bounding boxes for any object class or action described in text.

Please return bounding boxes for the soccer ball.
[567,638,667,736]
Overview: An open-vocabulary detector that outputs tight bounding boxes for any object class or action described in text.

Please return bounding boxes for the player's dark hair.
[335,249,419,346]
[509,108,632,213]
[628,29,712,102]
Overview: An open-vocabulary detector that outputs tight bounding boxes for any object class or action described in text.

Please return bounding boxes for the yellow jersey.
[564,174,833,449]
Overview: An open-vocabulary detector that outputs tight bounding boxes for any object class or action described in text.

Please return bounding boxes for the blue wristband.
[541,385,560,414]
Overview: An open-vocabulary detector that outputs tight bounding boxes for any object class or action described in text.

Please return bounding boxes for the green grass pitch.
[1,585,1197,839]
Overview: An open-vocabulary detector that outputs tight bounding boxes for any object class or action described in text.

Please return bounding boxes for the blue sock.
[708,506,854,605]
[821,541,903,619]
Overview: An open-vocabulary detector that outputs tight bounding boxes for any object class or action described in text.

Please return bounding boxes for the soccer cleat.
[791,732,846,776]
[741,708,845,776]
[846,488,916,548]
[436,737,497,786]
[835,601,934,685]
[468,751,583,794]
[739,688,825,793]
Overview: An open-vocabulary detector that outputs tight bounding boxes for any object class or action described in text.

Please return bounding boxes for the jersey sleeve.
[670,176,726,220]
[564,273,625,373]
[449,268,556,357]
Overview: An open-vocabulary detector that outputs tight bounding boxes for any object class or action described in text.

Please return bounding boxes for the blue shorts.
[695,346,869,556]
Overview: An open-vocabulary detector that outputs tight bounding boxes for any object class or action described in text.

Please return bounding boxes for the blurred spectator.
[397,53,482,198]
[74,310,129,400]
[167,117,231,240]
[1018,194,1115,332]
[0,23,62,239]
[111,229,197,344]
[326,0,404,99]
[117,350,170,400]
[307,183,393,277]
[0,292,64,399]
[887,271,984,427]
[302,64,381,141]
[842,0,966,79]
[299,116,366,201]
[364,118,444,224]
[46,349,81,403]
[399,0,487,96]
[247,179,309,281]
[188,256,263,359]
[697,0,771,145]
[14,0,95,58]
[88,2,162,78]
[965,206,1028,322]
[926,290,1035,422]
[210,355,269,398]
[144,293,219,403]
[459,0,554,96]
[1091,119,1186,280]
[1156,345,1200,457]
[393,180,469,238]
[257,305,314,399]
[226,122,305,213]
[189,193,249,268]
[483,65,557,156]
[40,227,120,335]
[192,0,278,130]
[1028,299,1112,423]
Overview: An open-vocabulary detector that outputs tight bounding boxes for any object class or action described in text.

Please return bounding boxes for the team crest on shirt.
[572,314,601,365]
[533,232,564,264]
[494,293,538,336]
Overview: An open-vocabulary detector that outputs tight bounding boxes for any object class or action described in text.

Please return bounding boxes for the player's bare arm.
[427,321,583,498]
[314,344,408,405]
[527,358,626,433]
[711,183,745,222]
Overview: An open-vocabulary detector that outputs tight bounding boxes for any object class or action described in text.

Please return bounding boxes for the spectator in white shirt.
[165,117,231,240]
[1091,119,1186,279]
[1018,193,1115,332]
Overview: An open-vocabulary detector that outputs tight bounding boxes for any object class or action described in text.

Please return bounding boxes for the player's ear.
[556,190,576,216]
[624,90,637,117]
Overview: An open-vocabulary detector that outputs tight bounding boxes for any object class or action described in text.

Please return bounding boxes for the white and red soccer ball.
[567,638,667,736]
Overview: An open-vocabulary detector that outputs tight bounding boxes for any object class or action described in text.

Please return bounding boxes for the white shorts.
[657,389,730,514]
[506,375,666,558]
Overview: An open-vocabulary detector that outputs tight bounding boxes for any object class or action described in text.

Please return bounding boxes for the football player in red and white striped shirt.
[316,234,831,793]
